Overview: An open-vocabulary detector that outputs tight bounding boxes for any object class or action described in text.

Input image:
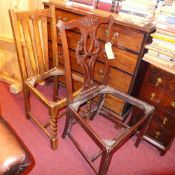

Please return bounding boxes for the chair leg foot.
[62,122,70,139]
[25,112,30,120]
[62,117,73,139]
[50,137,58,150]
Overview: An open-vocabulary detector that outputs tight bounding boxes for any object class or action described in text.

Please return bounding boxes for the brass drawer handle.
[99,69,104,78]
[155,77,162,86]
[63,17,68,22]
[105,30,119,38]
[150,92,156,100]
[170,102,175,108]
[163,117,168,125]
[155,131,161,139]
[112,32,119,40]
[58,16,68,22]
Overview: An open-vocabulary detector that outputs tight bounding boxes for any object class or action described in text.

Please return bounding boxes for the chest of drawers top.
[44,1,155,33]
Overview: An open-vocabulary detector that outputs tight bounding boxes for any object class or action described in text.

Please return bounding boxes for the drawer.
[146,65,175,94]
[146,122,174,147]
[56,37,138,75]
[112,25,144,53]
[56,9,81,22]
[55,11,144,54]
[152,108,175,131]
[57,62,126,115]
[57,46,83,74]
[56,45,132,93]
[48,25,80,50]
[99,45,138,74]
[57,30,80,50]
[139,83,175,114]
[94,62,132,93]
[104,94,125,115]
[98,24,144,53]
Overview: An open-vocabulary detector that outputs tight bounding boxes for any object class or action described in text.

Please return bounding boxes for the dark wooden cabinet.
[131,64,175,155]
[44,1,155,117]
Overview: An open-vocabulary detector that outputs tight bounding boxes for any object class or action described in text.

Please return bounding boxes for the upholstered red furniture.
[0,116,34,175]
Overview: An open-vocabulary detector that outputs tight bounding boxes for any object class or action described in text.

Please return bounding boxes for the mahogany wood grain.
[131,64,175,155]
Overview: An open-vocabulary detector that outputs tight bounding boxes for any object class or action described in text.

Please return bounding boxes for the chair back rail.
[9,5,58,82]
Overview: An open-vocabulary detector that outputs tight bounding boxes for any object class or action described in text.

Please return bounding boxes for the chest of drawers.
[44,1,155,118]
[131,64,175,155]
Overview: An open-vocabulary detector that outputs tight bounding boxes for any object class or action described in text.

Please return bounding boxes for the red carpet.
[0,81,175,175]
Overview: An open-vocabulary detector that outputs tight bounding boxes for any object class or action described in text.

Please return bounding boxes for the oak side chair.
[57,15,155,175]
[9,5,67,150]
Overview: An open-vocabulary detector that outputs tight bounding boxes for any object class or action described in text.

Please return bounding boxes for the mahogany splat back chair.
[9,5,66,150]
[58,15,155,175]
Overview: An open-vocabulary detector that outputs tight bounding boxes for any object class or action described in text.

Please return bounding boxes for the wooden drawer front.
[99,45,138,74]
[146,65,175,94]
[94,61,132,93]
[112,26,144,53]
[57,45,132,93]
[140,83,175,113]
[55,13,144,53]
[59,70,83,90]
[97,24,144,53]
[57,40,138,75]
[58,46,83,74]
[56,9,81,22]
[57,30,80,50]
[146,122,174,147]
[104,95,125,115]
[152,108,175,131]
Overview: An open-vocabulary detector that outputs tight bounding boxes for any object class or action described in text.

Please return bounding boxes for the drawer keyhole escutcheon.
[155,131,161,139]
[163,117,168,125]
[150,92,156,100]
[170,102,175,108]
[155,77,162,86]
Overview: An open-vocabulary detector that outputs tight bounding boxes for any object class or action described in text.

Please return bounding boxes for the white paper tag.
[105,42,115,60]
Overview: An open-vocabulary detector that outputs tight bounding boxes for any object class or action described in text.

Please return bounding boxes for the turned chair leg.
[23,87,31,119]
[49,109,58,150]
[53,76,59,102]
